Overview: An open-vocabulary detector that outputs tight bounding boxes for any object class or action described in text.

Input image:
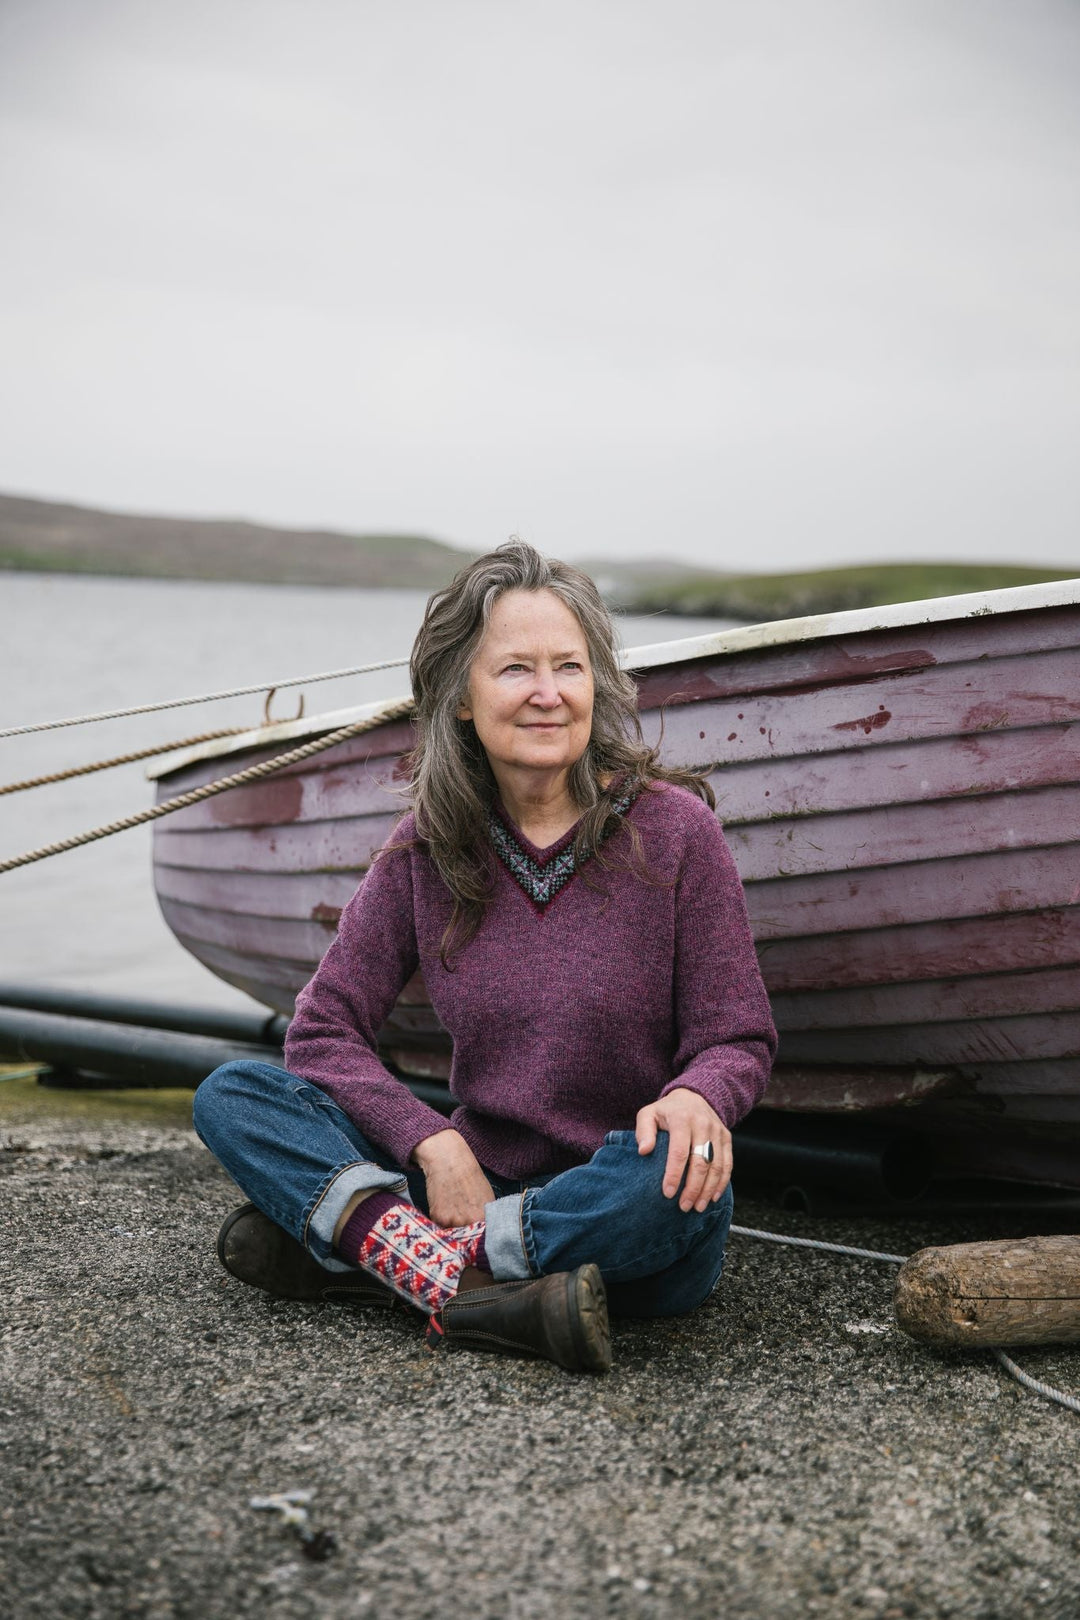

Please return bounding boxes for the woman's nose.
[529,669,562,708]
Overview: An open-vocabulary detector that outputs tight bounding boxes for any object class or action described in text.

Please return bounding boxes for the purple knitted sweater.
[285,782,777,1178]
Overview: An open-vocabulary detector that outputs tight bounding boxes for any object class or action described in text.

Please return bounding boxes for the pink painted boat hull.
[152,588,1080,1188]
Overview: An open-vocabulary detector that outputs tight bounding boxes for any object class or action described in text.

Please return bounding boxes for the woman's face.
[458,588,594,780]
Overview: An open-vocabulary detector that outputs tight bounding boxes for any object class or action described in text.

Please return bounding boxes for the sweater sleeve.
[660,800,777,1129]
[284,831,452,1168]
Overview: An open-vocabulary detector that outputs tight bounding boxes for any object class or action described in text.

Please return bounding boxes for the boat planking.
[149,579,1080,1189]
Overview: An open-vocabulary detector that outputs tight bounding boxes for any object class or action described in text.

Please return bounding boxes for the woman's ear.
[456,699,473,722]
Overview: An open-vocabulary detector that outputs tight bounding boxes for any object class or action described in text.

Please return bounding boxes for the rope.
[0,697,415,875]
[729,1224,1079,1418]
[0,728,249,796]
[0,655,412,740]
[729,1224,907,1266]
[0,623,696,740]
[0,633,670,741]
[992,1350,1080,1417]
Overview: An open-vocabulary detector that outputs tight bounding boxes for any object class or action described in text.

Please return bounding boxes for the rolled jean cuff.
[483,1191,532,1281]
[302,1161,409,1269]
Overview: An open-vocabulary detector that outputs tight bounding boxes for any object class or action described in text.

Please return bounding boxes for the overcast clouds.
[1,0,1077,570]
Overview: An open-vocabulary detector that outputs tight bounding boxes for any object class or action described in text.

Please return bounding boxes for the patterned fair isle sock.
[424,1221,490,1350]
[336,1193,485,1314]
[448,1221,487,1272]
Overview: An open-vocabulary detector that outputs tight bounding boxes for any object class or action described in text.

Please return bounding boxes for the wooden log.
[894,1235,1080,1347]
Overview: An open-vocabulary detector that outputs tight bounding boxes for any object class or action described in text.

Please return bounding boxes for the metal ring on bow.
[691,1141,715,1163]
[263,686,306,726]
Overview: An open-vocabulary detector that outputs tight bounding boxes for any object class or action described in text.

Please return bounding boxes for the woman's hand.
[412,1128,495,1227]
[636,1087,732,1212]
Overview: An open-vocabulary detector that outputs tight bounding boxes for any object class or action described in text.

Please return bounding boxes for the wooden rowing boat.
[149,579,1080,1189]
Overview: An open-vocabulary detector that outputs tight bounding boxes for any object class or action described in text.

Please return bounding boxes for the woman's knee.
[601,1127,720,1211]
[591,1129,733,1246]
[192,1059,286,1146]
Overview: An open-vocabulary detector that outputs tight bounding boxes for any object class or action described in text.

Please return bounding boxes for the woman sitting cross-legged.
[194,541,776,1373]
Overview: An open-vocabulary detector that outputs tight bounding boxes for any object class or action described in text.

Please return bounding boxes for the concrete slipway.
[1,1080,1077,1620]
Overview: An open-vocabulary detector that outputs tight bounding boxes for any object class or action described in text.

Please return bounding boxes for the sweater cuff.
[380,1095,460,1172]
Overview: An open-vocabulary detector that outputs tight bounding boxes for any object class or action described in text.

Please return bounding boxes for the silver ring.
[692,1141,714,1163]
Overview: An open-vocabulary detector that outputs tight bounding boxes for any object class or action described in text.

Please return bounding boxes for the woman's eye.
[500,659,583,673]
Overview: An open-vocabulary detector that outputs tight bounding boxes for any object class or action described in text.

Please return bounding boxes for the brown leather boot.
[216,1202,404,1310]
[428,1263,612,1373]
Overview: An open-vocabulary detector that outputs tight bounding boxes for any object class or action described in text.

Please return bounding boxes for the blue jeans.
[193,1060,733,1319]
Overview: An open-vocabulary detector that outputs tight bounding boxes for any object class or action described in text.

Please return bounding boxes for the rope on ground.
[0,728,250,796]
[992,1351,1080,1417]
[729,1224,1079,1418]
[0,655,413,740]
[0,696,415,875]
[729,1223,907,1266]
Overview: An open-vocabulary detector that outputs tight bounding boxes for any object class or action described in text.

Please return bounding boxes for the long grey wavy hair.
[404,539,714,963]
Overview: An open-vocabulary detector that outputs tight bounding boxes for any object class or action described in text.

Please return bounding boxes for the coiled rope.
[729,1224,1080,1417]
[0,728,249,796]
[0,655,412,740]
[0,696,414,875]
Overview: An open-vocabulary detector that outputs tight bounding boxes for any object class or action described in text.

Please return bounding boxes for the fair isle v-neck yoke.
[487,787,638,910]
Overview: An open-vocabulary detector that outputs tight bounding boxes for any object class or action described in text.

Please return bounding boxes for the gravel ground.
[1,1080,1078,1620]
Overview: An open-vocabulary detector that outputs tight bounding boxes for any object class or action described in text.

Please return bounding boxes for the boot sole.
[566,1263,613,1374]
[217,1202,328,1299]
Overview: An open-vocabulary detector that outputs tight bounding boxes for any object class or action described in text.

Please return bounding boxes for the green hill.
[605,561,1077,620]
[0,492,475,588]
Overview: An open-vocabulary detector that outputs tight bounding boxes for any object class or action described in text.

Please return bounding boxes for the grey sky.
[1,0,1077,571]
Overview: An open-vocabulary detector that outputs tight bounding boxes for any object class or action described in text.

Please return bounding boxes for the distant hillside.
[3,493,1073,617]
[0,493,475,588]
[597,560,1077,620]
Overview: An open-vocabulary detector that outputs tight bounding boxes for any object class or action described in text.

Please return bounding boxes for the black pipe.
[0,1005,285,1088]
[0,1004,453,1115]
[0,982,289,1047]
[733,1110,933,1204]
